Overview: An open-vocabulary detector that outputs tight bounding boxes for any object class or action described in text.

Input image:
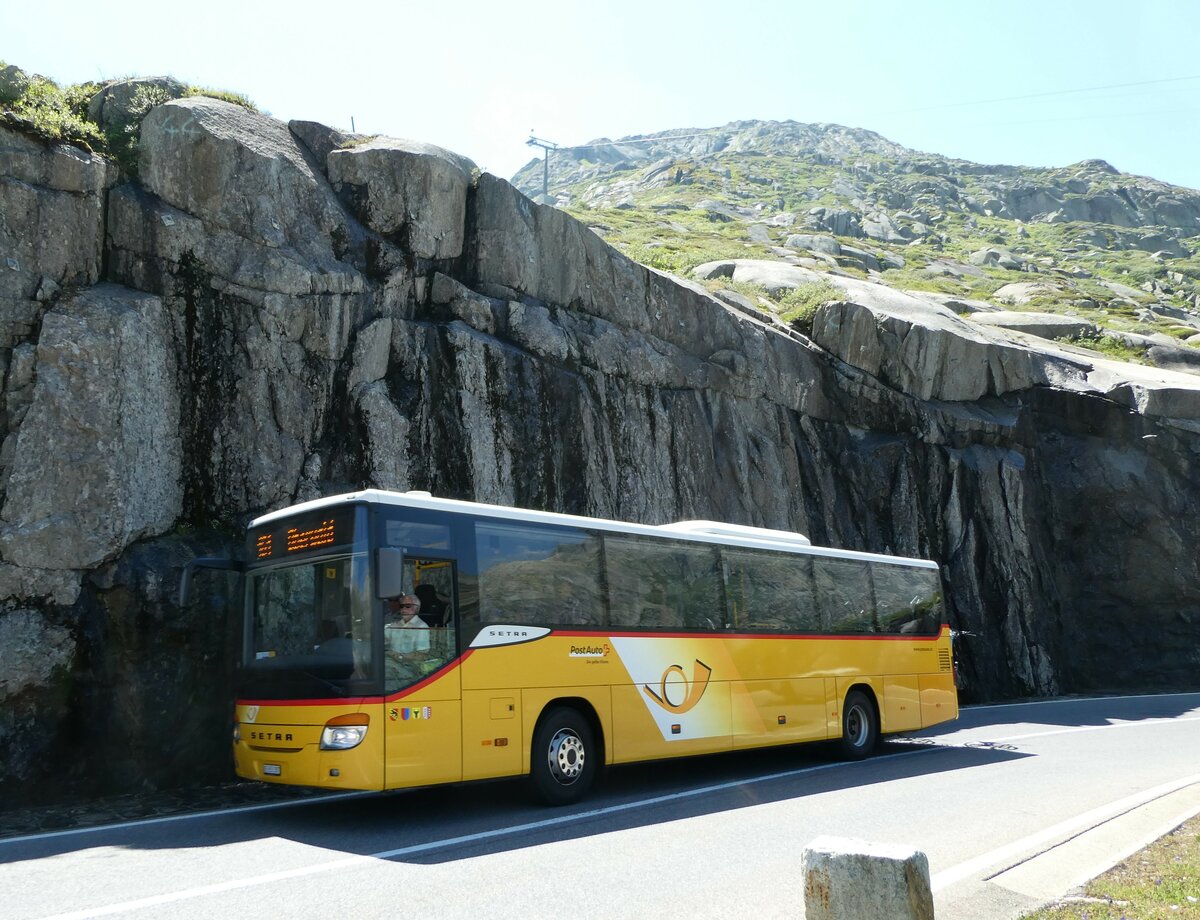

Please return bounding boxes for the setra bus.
[184,489,958,804]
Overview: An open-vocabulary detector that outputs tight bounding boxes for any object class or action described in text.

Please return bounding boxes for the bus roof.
[250,489,939,570]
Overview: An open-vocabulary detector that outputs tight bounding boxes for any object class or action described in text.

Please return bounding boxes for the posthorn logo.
[642,660,713,714]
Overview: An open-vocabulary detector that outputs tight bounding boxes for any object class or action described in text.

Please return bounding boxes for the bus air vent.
[657,520,811,546]
[938,649,952,672]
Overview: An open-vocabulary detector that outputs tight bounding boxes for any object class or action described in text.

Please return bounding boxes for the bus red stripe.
[549,625,950,641]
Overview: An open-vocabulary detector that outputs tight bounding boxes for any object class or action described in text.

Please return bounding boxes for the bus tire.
[838,689,878,760]
[530,706,596,806]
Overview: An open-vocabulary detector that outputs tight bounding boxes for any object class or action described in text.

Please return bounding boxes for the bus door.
[383,552,463,788]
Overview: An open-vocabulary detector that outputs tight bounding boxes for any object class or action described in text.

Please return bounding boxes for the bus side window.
[603,536,721,631]
[474,522,604,628]
[872,563,942,635]
[814,558,875,633]
[721,547,817,632]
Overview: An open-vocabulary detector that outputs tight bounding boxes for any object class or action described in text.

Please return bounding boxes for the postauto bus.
[183,490,958,805]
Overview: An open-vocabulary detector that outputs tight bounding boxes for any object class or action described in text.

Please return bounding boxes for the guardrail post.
[803,835,934,919]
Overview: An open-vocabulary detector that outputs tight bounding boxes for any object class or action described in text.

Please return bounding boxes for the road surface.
[3,692,1198,919]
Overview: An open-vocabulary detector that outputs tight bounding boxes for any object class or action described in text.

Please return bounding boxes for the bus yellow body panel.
[883,676,922,733]
[235,627,957,792]
[234,701,386,791]
[732,678,829,749]
[920,673,959,725]
[461,690,523,780]
[384,667,463,788]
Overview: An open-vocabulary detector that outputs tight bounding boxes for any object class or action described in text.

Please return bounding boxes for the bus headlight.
[320,714,370,750]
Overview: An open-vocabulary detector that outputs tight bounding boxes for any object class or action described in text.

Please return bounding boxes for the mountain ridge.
[511,118,1200,368]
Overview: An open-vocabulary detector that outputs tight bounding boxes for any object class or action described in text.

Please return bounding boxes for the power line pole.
[526,133,558,202]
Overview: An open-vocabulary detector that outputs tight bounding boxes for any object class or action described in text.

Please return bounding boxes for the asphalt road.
[3,692,1199,920]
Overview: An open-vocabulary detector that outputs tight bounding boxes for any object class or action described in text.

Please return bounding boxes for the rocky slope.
[1,76,1198,809]
[512,120,1200,370]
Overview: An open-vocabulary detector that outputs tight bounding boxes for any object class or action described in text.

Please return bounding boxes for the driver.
[384,594,430,660]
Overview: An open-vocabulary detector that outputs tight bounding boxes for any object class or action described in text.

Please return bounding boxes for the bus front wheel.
[530,706,596,806]
[838,689,878,760]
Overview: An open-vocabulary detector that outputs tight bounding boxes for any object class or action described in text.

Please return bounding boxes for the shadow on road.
[937,690,1200,732]
[0,738,1023,866]
[4,691,1195,868]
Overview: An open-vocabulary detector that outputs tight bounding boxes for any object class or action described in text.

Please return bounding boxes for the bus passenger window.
[604,536,721,631]
[474,522,604,628]
[872,563,942,635]
[721,547,817,632]
[813,558,875,632]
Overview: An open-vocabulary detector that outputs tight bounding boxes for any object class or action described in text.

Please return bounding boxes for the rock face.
[327,136,475,259]
[969,311,1100,341]
[0,125,116,373]
[2,98,1199,808]
[0,285,182,572]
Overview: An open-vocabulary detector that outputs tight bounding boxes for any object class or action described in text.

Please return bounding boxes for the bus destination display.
[285,519,336,554]
[249,507,358,561]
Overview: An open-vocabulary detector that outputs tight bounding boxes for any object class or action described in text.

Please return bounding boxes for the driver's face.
[389,598,418,620]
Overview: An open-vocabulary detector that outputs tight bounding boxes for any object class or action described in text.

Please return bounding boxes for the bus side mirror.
[377,548,405,599]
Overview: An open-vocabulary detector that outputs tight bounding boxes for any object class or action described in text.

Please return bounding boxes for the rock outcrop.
[1,97,1199,809]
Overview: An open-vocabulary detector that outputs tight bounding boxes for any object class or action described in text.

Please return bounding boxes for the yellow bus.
[189,489,957,805]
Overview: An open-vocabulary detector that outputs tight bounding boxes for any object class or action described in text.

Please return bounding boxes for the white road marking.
[0,792,373,848]
[930,773,1200,891]
[20,697,1200,918]
[991,715,1200,744]
[962,691,1200,711]
[894,714,1200,753]
[9,691,1197,850]
[30,753,924,920]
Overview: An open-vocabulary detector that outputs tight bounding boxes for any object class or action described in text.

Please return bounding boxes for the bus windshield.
[241,507,376,698]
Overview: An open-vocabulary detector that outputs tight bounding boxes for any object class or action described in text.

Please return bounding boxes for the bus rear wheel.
[838,689,878,760]
[530,706,596,806]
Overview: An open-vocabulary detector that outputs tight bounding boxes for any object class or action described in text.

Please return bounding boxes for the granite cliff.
[1,82,1199,808]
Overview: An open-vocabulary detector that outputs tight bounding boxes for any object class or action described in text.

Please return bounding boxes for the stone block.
[328,136,474,260]
[139,97,358,284]
[971,311,1100,341]
[0,609,75,702]
[803,836,934,920]
[0,284,183,569]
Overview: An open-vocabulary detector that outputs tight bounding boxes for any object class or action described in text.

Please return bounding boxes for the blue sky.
[5,0,1200,190]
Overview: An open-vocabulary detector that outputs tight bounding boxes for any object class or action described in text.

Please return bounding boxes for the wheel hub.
[548,729,585,784]
[846,704,867,745]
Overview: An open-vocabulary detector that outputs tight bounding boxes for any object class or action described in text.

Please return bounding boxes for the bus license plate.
[263,764,281,776]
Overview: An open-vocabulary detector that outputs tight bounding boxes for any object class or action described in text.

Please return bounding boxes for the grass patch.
[2,69,103,150]
[564,200,778,275]
[183,85,256,111]
[1,62,258,172]
[884,271,972,296]
[698,277,773,306]
[777,278,844,331]
[103,83,173,174]
[1073,333,1151,365]
[1022,813,1200,918]
[622,240,769,275]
